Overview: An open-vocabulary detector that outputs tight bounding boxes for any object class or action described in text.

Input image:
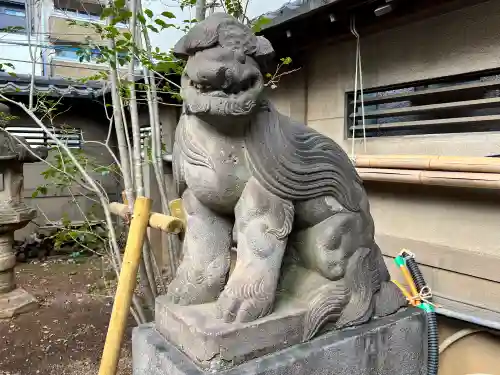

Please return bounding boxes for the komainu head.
[173,13,275,117]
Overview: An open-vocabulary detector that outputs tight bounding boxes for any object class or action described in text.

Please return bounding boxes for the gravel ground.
[0,256,135,375]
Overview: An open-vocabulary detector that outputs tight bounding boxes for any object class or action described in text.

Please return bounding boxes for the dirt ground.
[0,256,134,375]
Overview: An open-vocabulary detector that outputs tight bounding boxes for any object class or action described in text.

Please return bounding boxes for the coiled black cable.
[401,250,439,375]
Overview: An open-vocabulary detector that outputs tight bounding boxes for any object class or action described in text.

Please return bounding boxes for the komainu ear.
[172,35,190,60]
[254,36,275,60]
[253,36,275,70]
[172,20,220,59]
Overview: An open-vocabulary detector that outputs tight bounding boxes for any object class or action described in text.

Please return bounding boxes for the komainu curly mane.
[246,103,363,211]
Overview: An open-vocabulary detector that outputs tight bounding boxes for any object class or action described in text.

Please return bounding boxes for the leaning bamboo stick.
[357,168,500,189]
[354,154,500,174]
[99,197,152,375]
[109,202,185,234]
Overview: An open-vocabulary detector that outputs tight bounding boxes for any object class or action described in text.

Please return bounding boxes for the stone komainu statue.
[167,12,406,339]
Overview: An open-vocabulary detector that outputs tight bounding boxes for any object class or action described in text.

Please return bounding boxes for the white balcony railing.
[51,8,128,28]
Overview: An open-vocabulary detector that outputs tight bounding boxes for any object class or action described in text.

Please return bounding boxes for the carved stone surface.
[156,295,307,368]
[165,11,406,336]
[133,308,426,375]
[0,113,47,317]
[140,12,416,374]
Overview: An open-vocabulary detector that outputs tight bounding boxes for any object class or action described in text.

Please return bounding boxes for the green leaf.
[251,16,271,32]
[116,39,127,46]
[114,0,126,8]
[100,7,114,19]
[137,13,146,24]
[155,60,177,72]
[161,11,175,19]
[144,8,153,18]
[147,25,159,33]
[154,19,172,29]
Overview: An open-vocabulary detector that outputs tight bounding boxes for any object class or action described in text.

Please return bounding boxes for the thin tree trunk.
[106,6,148,323]
[196,0,206,21]
[137,2,179,277]
[126,0,156,312]
[25,0,39,110]
[127,0,145,197]
[108,49,134,206]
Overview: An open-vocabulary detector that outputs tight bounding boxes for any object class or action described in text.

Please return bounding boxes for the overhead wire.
[349,14,367,162]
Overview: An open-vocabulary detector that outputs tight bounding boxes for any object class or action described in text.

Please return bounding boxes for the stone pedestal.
[0,288,38,318]
[132,307,426,375]
[0,117,48,318]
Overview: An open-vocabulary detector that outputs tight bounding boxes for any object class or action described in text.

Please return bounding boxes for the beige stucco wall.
[48,15,129,45]
[50,59,129,80]
[306,0,500,157]
[12,108,120,240]
[271,0,500,261]
[268,0,500,372]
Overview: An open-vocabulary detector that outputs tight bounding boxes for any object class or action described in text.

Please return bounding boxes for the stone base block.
[0,288,38,318]
[155,295,308,367]
[132,308,426,375]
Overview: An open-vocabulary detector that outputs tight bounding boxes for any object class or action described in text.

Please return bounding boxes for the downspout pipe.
[401,251,439,375]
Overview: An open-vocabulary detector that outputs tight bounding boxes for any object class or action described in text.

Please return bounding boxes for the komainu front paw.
[216,274,276,323]
[166,255,229,305]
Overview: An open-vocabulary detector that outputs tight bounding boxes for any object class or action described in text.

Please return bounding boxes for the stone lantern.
[0,103,48,318]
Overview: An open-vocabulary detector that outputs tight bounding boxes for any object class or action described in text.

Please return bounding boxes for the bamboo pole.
[109,202,185,234]
[354,154,500,173]
[98,197,152,375]
[357,168,500,189]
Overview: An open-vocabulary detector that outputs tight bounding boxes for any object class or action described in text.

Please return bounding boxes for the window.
[53,0,127,26]
[346,69,500,138]
[6,127,82,149]
[0,1,26,32]
[54,45,99,61]
[53,45,126,63]
[53,8,101,22]
[53,0,102,18]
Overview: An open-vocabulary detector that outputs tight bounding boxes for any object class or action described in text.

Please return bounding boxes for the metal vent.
[346,70,500,138]
[5,126,82,149]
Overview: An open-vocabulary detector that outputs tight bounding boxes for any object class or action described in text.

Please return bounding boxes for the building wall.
[12,107,120,239]
[268,1,500,373]
[42,0,130,79]
[50,59,128,80]
[0,33,43,76]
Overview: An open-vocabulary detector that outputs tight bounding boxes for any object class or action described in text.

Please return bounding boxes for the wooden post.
[98,197,152,375]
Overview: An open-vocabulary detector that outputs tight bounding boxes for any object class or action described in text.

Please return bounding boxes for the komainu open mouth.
[181,70,264,116]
